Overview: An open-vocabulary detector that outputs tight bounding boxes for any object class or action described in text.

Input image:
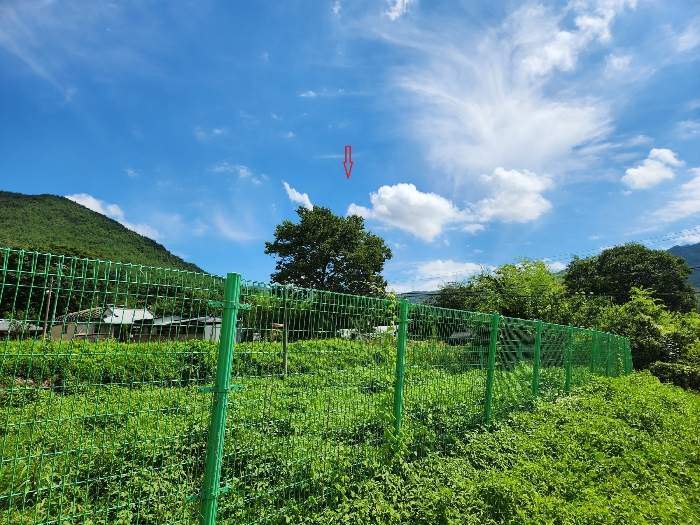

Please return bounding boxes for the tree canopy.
[264,206,392,296]
[563,243,695,312]
[427,258,565,320]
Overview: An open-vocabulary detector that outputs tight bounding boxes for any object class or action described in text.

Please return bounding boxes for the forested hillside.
[668,242,700,289]
[0,191,203,272]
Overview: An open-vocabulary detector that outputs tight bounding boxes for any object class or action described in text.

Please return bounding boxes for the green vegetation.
[0,191,203,272]
[649,361,700,391]
[565,243,695,312]
[3,346,696,524]
[301,373,700,525]
[429,246,700,376]
[668,241,700,289]
[265,205,392,296]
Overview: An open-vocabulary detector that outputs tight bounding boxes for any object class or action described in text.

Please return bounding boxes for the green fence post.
[605,333,612,377]
[483,313,499,427]
[199,272,241,525]
[590,330,598,374]
[532,320,542,398]
[393,299,409,436]
[282,286,288,378]
[625,338,633,374]
[565,326,573,394]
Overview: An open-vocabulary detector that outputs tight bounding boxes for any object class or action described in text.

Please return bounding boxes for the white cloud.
[210,162,252,178]
[544,260,567,272]
[671,226,700,245]
[347,183,474,242]
[194,127,228,141]
[606,53,631,71]
[348,175,551,241]
[474,168,553,223]
[124,168,138,177]
[386,2,626,187]
[389,259,489,293]
[65,193,161,239]
[648,148,683,166]
[282,182,313,210]
[463,223,486,234]
[626,135,653,146]
[415,259,485,280]
[285,131,295,138]
[299,91,316,97]
[676,120,700,140]
[654,168,700,222]
[332,1,341,15]
[385,0,414,21]
[517,2,637,77]
[677,21,700,52]
[622,148,683,189]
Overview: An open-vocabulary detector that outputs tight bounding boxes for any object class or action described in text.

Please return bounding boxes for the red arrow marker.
[343,145,353,179]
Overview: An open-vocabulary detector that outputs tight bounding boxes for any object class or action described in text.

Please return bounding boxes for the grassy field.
[0,339,677,524]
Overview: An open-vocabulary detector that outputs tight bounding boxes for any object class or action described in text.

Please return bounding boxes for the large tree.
[563,243,696,312]
[264,206,392,296]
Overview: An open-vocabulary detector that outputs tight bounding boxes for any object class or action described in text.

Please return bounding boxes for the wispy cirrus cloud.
[676,18,700,52]
[0,0,193,98]
[378,0,639,201]
[654,168,700,222]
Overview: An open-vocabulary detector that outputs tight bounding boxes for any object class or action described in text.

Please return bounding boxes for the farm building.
[49,305,223,343]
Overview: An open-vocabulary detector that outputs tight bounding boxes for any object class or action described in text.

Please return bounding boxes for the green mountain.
[0,191,204,272]
[667,242,700,289]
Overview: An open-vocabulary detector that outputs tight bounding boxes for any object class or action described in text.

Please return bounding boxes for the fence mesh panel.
[0,248,225,524]
[215,281,396,524]
[0,248,633,525]
[403,305,492,457]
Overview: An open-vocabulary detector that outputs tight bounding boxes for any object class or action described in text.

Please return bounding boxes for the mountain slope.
[0,191,204,272]
[667,242,700,289]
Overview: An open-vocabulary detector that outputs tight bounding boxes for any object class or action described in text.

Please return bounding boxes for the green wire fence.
[0,249,632,524]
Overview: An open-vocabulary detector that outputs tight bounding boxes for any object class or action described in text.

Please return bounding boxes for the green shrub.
[649,361,700,391]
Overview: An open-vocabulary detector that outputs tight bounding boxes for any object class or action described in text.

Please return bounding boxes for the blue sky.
[1,0,699,291]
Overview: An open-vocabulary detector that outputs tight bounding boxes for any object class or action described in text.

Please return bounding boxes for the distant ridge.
[667,242,700,289]
[0,190,204,272]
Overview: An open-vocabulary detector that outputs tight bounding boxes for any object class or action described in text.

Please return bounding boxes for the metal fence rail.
[0,249,632,524]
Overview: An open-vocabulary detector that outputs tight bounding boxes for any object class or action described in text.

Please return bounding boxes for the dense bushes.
[650,361,700,391]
